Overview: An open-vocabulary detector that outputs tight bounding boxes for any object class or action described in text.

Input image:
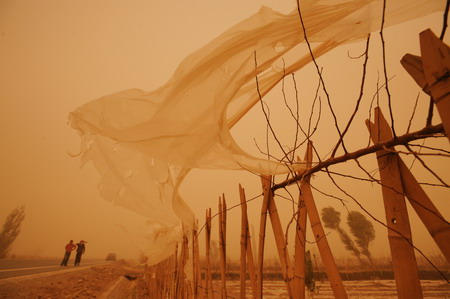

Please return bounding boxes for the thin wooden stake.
[366,108,423,298]
[205,208,215,299]
[261,175,295,297]
[195,222,205,299]
[293,199,307,299]
[293,147,313,298]
[193,219,202,298]
[219,196,228,299]
[222,195,228,298]
[239,185,248,299]
[300,142,348,299]
[176,233,188,297]
[256,176,271,299]
[239,184,258,299]
[173,243,179,297]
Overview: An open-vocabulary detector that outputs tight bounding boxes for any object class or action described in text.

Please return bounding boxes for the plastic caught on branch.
[69,0,443,264]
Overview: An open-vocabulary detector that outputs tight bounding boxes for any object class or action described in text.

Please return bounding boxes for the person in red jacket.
[60,240,76,266]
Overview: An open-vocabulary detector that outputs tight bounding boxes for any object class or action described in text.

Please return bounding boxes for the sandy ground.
[0,260,141,299]
[198,280,450,298]
[1,263,449,298]
[223,280,450,298]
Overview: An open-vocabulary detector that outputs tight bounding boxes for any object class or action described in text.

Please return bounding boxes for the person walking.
[74,240,86,266]
[60,240,76,266]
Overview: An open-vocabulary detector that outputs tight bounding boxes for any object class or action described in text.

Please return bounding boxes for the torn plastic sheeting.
[69,0,443,264]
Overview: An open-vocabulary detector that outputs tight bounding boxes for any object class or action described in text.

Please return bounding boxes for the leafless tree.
[251,0,449,283]
[0,206,25,258]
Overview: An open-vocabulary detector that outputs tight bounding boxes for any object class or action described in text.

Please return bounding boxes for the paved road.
[0,258,107,279]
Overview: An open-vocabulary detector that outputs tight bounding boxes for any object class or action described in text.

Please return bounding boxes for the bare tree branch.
[403,144,449,187]
[296,0,343,144]
[407,93,420,133]
[332,34,371,157]
[273,124,445,190]
[379,0,396,137]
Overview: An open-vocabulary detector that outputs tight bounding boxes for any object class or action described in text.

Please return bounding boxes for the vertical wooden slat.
[170,254,177,298]
[222,196,227,298]
[304,192,345,297]
[239,184,258,299]
[256,175,271,299]
[172,243,179,297]
[261,175,295,297]
[205,208,215,299]
[366,107,423,298]
[420,29,450,143]
[218,196,228,299]
[239,185,248,299]
[192,219,202,298]
[195,220,205,299]
[300,141,348,298]
[401,30,450,143]
[192,221,197,298]
[218,198,223,298]
[184,233,190,298]
[176,233,188,297]
[293,145,313,299]
[293,198,307,299]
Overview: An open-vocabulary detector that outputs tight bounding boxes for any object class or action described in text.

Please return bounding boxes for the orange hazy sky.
[0,0,449,264]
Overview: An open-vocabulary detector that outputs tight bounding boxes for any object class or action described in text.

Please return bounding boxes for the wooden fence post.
[176,232,189,297]
[293,143,313,298]
[239,184,258,299]
[256,175,271,299]
[299,142,348,299]
[192,219,202,298]
[260,175,295,297]
[172,243,179,296]
[218,196,228,299]
[401,29,450,143]
[293,198,307,299]
[366,107,423,298]
[205,208,215,299]
[239,185,248,299]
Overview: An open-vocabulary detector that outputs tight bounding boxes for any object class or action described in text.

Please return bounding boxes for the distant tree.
[0,206,25,258]
[347,211,375,264]
[321,206,341,230]
[321,206,362,263]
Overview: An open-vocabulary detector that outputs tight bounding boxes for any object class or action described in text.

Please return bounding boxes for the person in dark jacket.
[60,240,76,266]
[74,240,86,266]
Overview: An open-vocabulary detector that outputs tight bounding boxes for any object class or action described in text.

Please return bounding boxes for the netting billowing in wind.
[69,0,442,264]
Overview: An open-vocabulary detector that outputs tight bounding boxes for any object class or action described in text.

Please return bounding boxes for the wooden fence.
[141,29,449,299]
